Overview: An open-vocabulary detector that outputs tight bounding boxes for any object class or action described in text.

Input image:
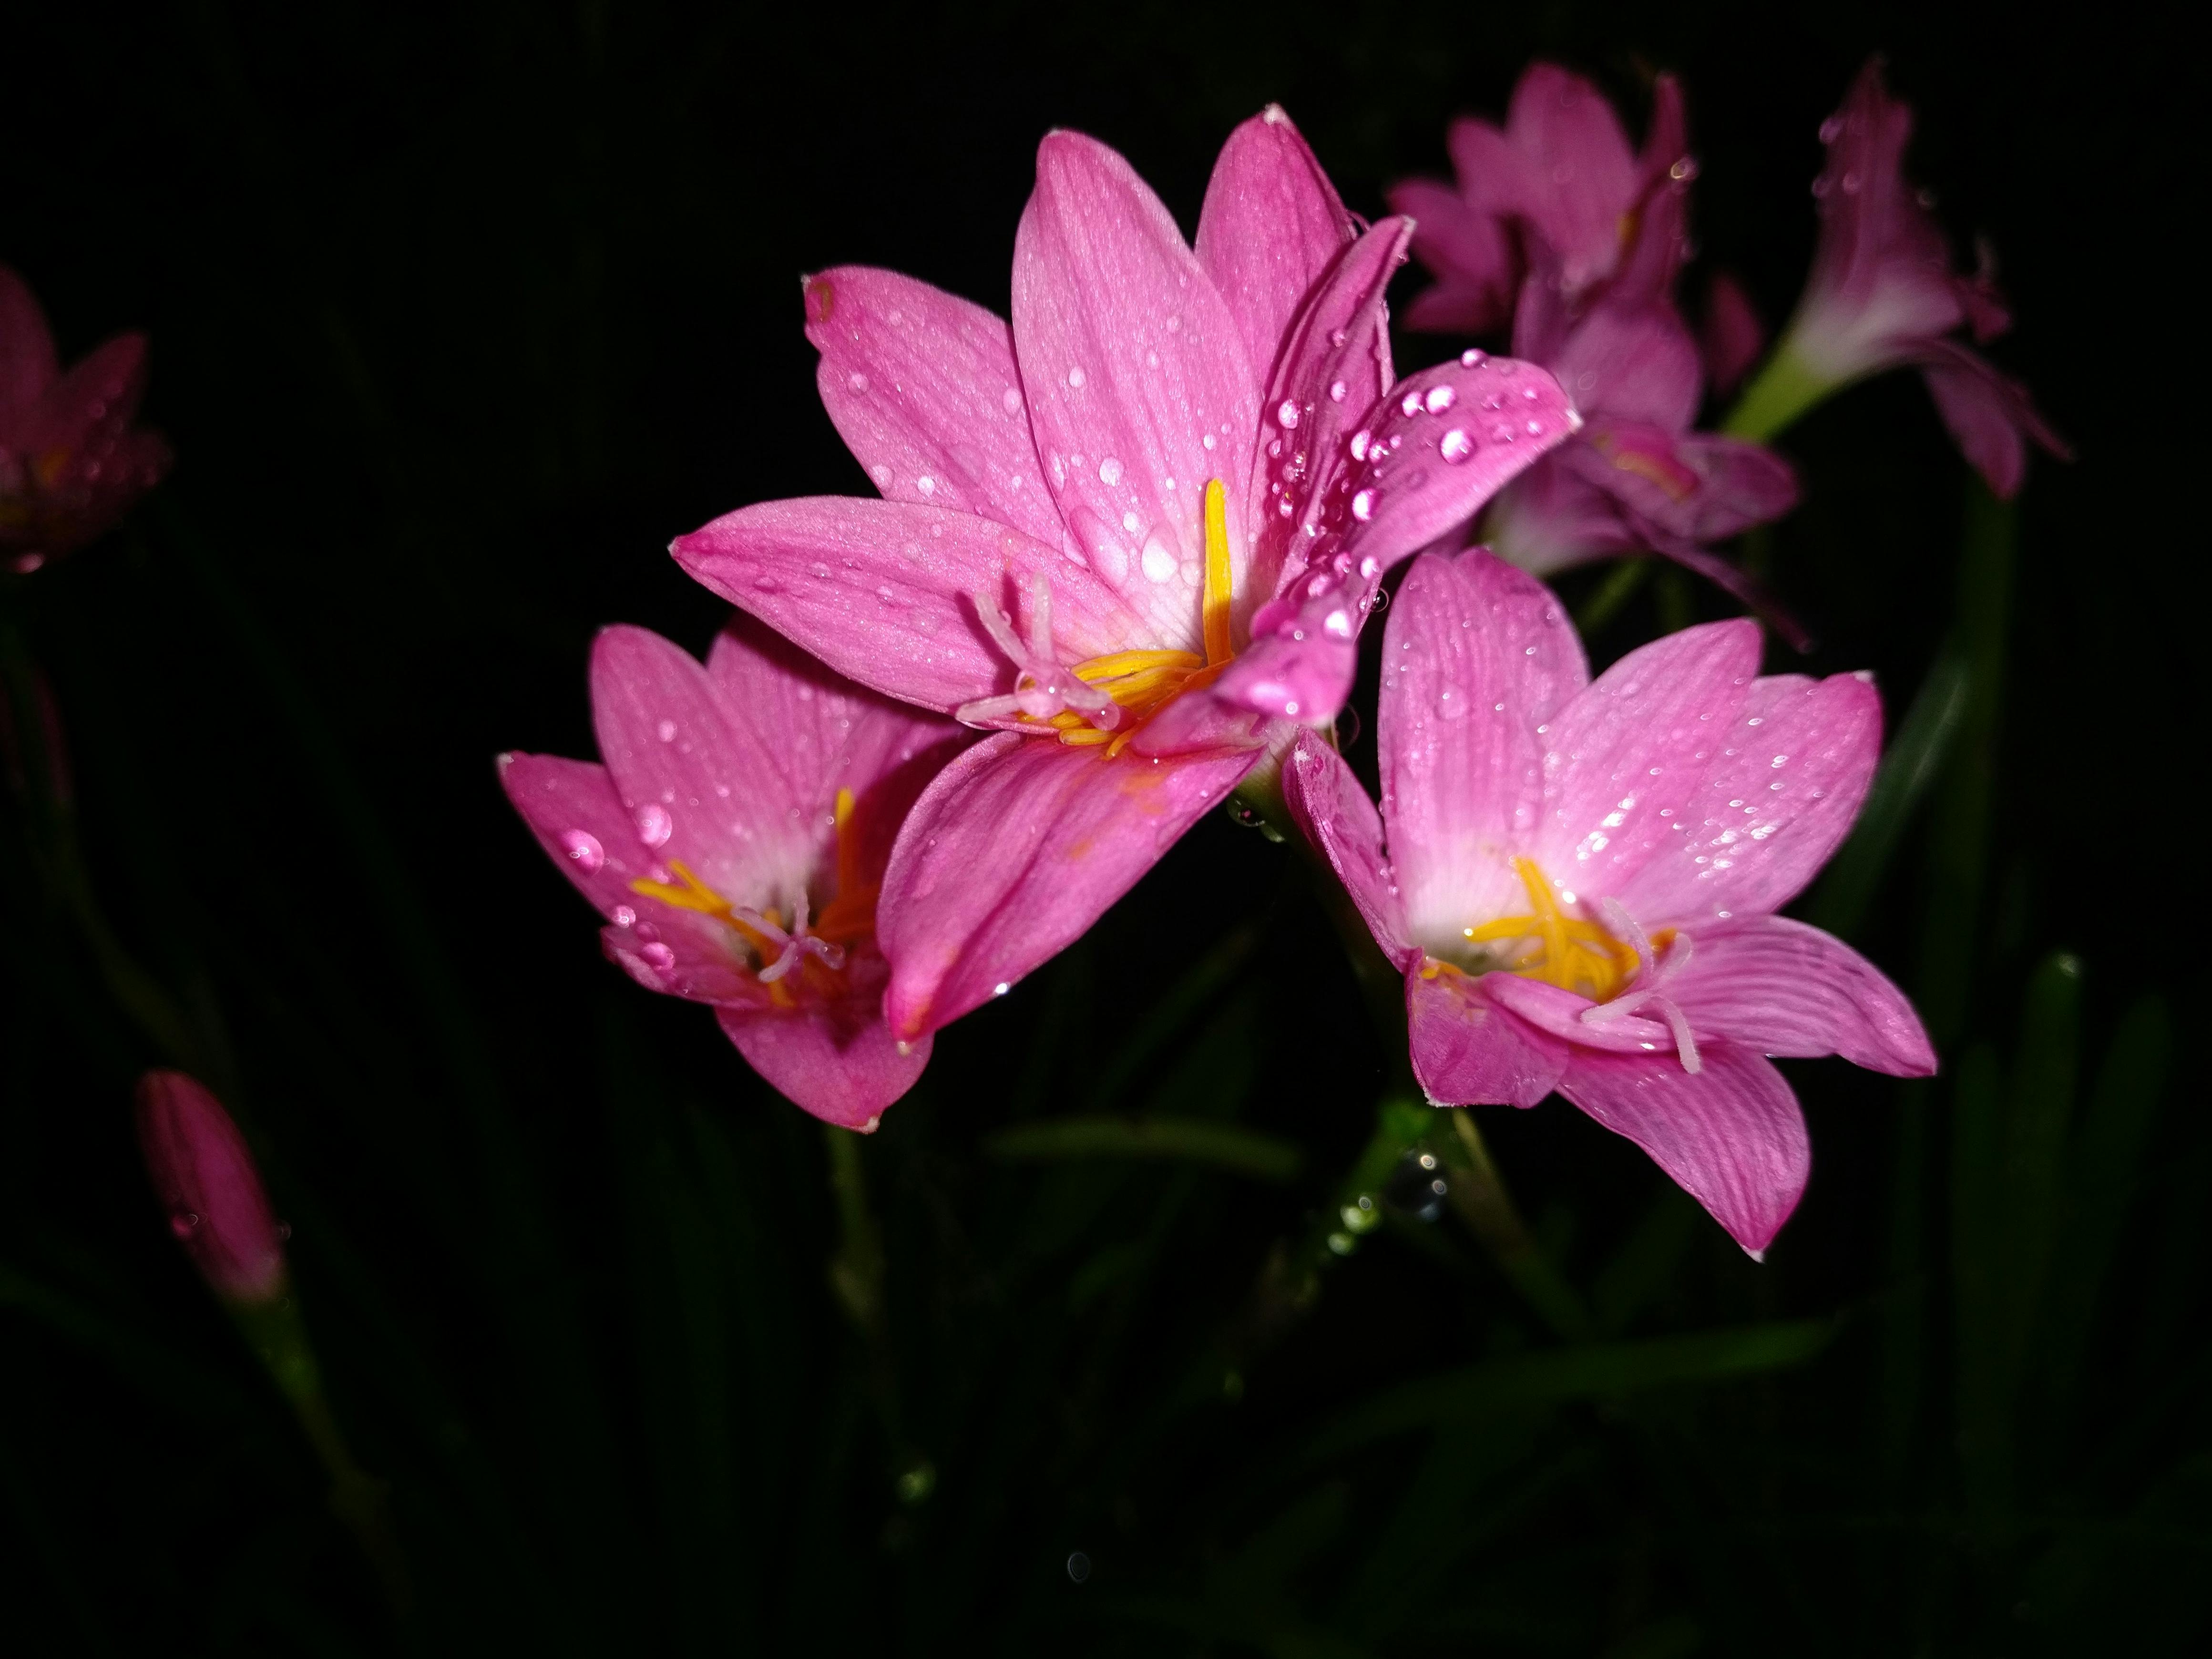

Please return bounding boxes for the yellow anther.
[1454,858,1640,1003]
[1202,477,1234,667]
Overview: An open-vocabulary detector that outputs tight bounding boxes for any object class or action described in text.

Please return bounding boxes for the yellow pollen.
[1027,477,1236,758]
[1457,857,1642,1003]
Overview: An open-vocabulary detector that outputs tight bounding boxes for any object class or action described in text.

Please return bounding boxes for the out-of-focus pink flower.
[0,265,172,574]
[135,1070,288,1306]
[1282,550,1933,1253]
[1390,65,1688,334]
[1438,94,1801,623]
[674,110,1572,1041]
[1726,60,2066,495]
[501,621,965,1128]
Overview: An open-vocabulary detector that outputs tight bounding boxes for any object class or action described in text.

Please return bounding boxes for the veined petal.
[1553,302,1701,432]
[1481,973,1674,1054]
[879,733,1256,1038]
[1013,129,1262,649]
[1195,106,1360,391]
[1248,215,1411,611]
[1389,176,1517,337]
[1665,914,1934,1075]
[1406,971,1569,1108]
[591,625,809,905]
[1381,551,1585,945]
[1534,619,1762,896]
[1280,731,1413,963]
[706,617,967,871]
[1555,1044,1809,1253]
[1915,338,2070,501]
[717,996,931,1130]
[673,497,1145,713]
[1612,668,1880,922]
[803,266,1071,551]
[1486,453,1646,575]
[0,265,59,415]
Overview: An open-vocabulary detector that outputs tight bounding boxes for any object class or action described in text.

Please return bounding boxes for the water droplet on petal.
[612,905,637,927]
[1140,534,1177,583]
[559,829,607,872]
[1350,430,1371,461]
[1351,489,1376,522]
[1066,367,1086,389]
[1440,428,1473,462]
[634,803,673,848]
[848,371,870,393]
[1460,348,1487,368]
[1328,379,1348,402]
[916,475,937,498]
[171,1211,201,1238]
[1400,390,1423,417]
[655,719,677,742]
[642,942,677,971]
[1277,399,1301,429]
[1097,456,1123,485]
[1003,387,1023,414]
[1425,385,1456,414]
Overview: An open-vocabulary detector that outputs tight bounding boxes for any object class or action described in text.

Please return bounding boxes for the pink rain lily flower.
[501,621,965,1128]
[1282,549,1934,1253]
[1395,74,1799,621]
[0,264,172,574]
[1389,64,1688,335]
[1725,60,2066,495]
[674,110,1573,1043]
[136,1070,288,1307]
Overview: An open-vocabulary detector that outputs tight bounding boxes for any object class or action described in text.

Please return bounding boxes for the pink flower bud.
[133,1070,287,1306]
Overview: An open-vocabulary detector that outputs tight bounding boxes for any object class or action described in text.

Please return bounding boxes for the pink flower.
[1402,75,1800,618]
[1389,65,1689,333]
[1727,60,2066,496]
[673,110,1573,1041]
[501,621,965,1128]
[1281,549,1933,1253]
[0,264,172,574]
[135,1070,288,1306]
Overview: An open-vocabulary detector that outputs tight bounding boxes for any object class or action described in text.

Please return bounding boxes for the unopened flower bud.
[133,1070,287,1307]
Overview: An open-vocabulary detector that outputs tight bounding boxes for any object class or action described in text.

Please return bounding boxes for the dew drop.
[559,829,607,872]
[848,371,870,393]
[1349,430,1371,461]
[916,475,937,498]
[655,719,677,742]
[1003,386,1023,414]
[641,942,677,971]
[1460,348,1487,368]
[1328,379,1348,403]
[1097,456,1123,485]
[1140,534,1177,583]
[1066,366,1086,389]
[869,464,892,487]
[1277,399,1301,429]
[1351,488,1376,522]
[1425,385,1457,414]
[612,905,637,927]
[634,803,673,848]
[1439,428,1473,462]
[171,1211,201,1238]
[1400,389,1423,417]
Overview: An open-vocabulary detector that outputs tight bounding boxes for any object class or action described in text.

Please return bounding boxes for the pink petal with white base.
[804,266,1071,552]
[1556,1044,1810,1254]
[1381,551,1586,944]
[1664,914,1935,1075]
[1280,732,1414,963]
[880,733,1257,1039]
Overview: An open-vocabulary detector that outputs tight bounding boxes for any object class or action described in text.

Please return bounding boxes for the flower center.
[958,477,1238,758]
[626,786,873,1004]
[1454,857,1643,1003]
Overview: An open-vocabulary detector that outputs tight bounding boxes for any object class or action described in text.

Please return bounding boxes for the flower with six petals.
[501,620,965,1127]
[1282,548,1934,1252]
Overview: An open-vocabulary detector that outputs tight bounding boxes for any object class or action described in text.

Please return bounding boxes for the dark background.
[2,1,2203,1653]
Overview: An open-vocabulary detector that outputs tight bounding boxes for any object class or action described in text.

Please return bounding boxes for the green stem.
[1720,344,1838,445]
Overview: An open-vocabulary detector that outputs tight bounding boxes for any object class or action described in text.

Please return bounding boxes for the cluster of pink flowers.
[506,69,2043,1249]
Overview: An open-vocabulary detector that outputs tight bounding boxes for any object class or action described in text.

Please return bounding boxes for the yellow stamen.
[1202,476,1234,667]
[1453,857,1640,1003]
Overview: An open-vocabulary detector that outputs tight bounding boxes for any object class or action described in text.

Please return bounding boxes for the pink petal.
[1555,1044,1809,1253]
[1012,129,1261,650]
[1380,551,1585,943]
[878,732,1256,1038]
[1246,214,1411,609]
[1486,451,1646,574]
[717,995,932,1130]
[499,750,758,1004]
[1405,970,1569,1107]
[1533,619,1763,897]
[1702,271,1765,397]
[1279,730,1413,963]
[1480,972,1675,1055]
[705,617,966,876]
[802,266,1071,551]
[1915,339,2070,501]
[1506,64,1639,292]
[14,333,148,456]
[1552,302,1701,432]
[1214,353,1576,726]
[1195,106,1359,390]
[0,264,58,415]
[1665,914,1935,1076]
[1389,176,1517,336]
[1611,668,1880,923]
[591,625,809,904]
[672,497,1144,713]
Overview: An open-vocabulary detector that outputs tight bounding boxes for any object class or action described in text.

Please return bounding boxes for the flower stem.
[1440,1110,1592,1342]
[1720,344,1836,444]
